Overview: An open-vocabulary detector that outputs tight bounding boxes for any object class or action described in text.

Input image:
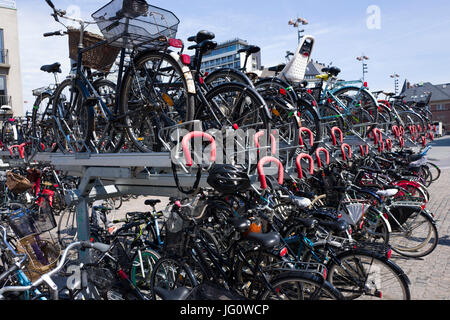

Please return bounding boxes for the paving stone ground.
[390,168,450,300]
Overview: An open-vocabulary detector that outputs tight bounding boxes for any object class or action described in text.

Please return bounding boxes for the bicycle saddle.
[187,30,215,44]
[321,67,341,77]
[268,64,286,73]
[228,217,251,233]
[238,45,261,55]
[40,62,62,74]
[246,232,280,249]
[144,199,161,207]
[188,39,217,53]
[376,189,399,198]
[153,287,191,300]
[317,219,349,233]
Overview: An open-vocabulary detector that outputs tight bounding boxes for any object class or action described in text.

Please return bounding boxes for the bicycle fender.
[205,68,255,88]
[169,52,196,95]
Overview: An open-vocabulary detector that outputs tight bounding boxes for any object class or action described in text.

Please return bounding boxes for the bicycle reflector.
[279,247,288,257]
[180,54,191,65]
[168,38,183,48]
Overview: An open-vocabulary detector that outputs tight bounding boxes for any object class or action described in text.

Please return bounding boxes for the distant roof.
[0,0,16,9]
[403,82,450,103]
[305,61,326,77]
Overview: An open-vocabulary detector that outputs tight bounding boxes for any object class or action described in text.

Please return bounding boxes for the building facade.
[199,38,261,74]
[403,81,450,133]
[0,0,23,116]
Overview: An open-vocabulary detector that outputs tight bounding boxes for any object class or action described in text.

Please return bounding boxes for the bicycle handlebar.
[43,30,66,37]
[45,0,55,9]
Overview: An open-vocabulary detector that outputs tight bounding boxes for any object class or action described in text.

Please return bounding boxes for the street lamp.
[289,17,309,43]
[390,73,400,94]
[356,55,369,82]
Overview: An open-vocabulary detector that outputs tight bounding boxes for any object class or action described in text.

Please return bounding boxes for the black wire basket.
[7,198,57,238]
[92,0,180,50]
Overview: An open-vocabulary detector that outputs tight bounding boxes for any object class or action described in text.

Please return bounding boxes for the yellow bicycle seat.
[315,74,330,81]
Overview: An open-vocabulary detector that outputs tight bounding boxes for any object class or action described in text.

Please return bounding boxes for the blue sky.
[15,0,450,112]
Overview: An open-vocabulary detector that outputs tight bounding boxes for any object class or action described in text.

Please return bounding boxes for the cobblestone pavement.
[390,168,450,300]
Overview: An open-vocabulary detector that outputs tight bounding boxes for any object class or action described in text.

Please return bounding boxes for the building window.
[0,29,4,64]
[435,104,445,111]
[0,75,7,105]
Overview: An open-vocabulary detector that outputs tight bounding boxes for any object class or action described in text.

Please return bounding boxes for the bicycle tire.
[326,249,411,300]
[52,79,94,153]
[388,209,438,258]
[31,92,55,152]
[120,51,195,153]
[150,256,198,300]
[260,271,343,300]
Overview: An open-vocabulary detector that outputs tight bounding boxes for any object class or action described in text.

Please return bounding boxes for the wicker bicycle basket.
[6,171,33,194]
[16,234,61,282]
[68,27,121,73]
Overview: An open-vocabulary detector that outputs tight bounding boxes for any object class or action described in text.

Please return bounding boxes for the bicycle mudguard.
[205,68,254,88]
[168,52,196,95]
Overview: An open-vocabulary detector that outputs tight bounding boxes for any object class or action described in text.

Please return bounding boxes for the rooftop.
[0,0,16,10]
[403,82,450,103]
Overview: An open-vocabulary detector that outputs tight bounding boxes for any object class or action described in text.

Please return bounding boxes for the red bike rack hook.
[341,143,352,161]
[372,128,383,145]
[257,156,284,190]
[359,145,369,157]
[385,139,393,151]
[392,125,399,138]
[181,131,217,167]
[296,153,314,179]
[299,127,314,148]
[254,130,277,155]
[331,127,344,146]
[315,147,330,169]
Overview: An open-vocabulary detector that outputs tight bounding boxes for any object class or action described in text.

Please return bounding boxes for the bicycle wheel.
[130,249,161,294]
[150,257,198,300]
[89,79,125,153]
[52,79,94,153]
[57,208,78,248]
[31,92,55,152]
[326,250,411,300]
[195,82,270,132]
[332,87,379,137]
[260,271,343,300]
[205,68,254,88]
[426,162,441,182]
[318,104,345,143]
[388,209,438,258]
[120,51,195,153]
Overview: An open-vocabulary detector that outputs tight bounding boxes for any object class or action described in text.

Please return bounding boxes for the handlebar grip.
[46,0,56,9]
[43,31,64,37]
[80,241,111,253]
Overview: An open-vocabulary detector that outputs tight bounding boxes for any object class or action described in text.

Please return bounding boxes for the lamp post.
[356,55,369,82]
[390,73,400,94]
[288,17,309,43]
